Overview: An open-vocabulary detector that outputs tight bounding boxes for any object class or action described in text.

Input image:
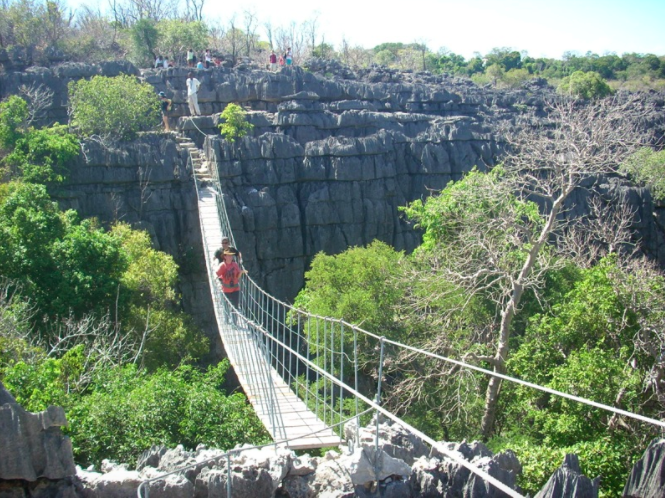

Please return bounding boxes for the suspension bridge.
[139,130,665,498]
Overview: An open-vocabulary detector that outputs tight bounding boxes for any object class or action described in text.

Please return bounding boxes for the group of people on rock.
[214,236,246,321]
[155,50,224,70]
[269,47,292,71]
[155,47,293,72]
[154,55,174,68]
[186,48,224,69]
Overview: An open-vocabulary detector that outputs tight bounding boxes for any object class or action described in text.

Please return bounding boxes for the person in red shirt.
[215,249,244,316]
[269,50,277,71]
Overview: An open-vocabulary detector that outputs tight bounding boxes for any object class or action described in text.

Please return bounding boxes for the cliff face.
[152,65,526,300]
[1,62,664,306]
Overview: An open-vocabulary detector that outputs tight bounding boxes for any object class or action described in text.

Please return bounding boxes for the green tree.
[485,47,522,71]
[2,352,270,468]
[294,240,406,341]
[0,0,46,48]
[501,257,665,496]
[0,96,28,150]
[155,20,207,64]
[557,70,612,99]
[128,18,159,66]
[65,362,270,467]
[403,98,644,439]
[110,223,208,369]
[0,183,126,322]
[620,147,665,201]
[1,95,79,184]
[218,103,254,142]
[68,75,161,142]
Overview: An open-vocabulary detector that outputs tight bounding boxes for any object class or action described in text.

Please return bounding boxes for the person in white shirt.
[186,72,201,116]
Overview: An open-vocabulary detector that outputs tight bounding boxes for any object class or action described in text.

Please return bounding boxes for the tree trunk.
[479,198,564,439]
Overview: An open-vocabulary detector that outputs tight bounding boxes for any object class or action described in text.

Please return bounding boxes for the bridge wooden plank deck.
[197,185,342,450]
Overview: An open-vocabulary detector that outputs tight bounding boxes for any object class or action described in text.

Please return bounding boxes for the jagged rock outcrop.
[50,134,223,358]
[0,382,76,482]
[623,438,665,498]
[2,62,664,312]
[534,454,598,498]
[79,420,521,498]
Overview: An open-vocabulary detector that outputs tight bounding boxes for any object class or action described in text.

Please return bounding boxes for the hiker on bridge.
[220,236,242,265]
[214,248,246,319]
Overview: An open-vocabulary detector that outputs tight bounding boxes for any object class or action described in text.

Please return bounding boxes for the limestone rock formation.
[623,438,665,498]
[534,454,599,498]
[2,62,664,306]
[0,382,76,482]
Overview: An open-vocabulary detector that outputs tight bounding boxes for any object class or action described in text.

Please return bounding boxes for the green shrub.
[620,147,665,201]
[218,103,254,142]
[68,75,160,142]
[66,362,270,467]
[2,352,270,468]
[0,96,78,183]
[490,435,639,497]
[557,70,612,99]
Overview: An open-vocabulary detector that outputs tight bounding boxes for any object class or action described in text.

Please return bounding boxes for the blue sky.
[70,0,665,59]
[212,0,665,58]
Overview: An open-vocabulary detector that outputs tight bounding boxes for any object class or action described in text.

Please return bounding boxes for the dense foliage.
[557,70,613,99]
[0,93,265,468]
[620,148,665,201]
[295,137,664,496]
[68,75,161,142]
[0,96,79,183]
[218,103,254,142]
[1,343,269,466]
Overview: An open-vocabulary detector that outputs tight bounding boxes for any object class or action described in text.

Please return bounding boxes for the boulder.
[345,417,430,465]
[0,382,76,481]
[409,442,522,498]
[340,446,412,486]
[77,467,143,498]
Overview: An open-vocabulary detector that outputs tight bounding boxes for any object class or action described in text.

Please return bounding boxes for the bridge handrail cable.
[182,131,665,498]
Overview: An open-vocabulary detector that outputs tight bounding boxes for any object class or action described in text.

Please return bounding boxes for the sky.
[71,0,665,59]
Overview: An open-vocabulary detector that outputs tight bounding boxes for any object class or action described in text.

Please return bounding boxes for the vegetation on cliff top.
[1,0,664,92]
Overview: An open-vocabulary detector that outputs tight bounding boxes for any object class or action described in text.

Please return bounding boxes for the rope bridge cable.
[187,132,665,497]
[194,153,523,494]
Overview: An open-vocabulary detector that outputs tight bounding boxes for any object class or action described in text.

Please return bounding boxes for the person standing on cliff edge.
[186,72,201,116]
[158,91,172,131]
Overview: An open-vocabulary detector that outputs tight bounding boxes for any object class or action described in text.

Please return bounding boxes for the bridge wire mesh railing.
[184,133,665,498]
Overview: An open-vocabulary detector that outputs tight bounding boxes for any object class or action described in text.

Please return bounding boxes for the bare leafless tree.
[263,20,274,50]
[0,278,149,392]
[274,21,304,63]
[242,9,258,57]
[18,83,54,125]
[226,15,241,64]
[302,13,320,53]
[478,97,650,437]
[340,37,373,68]
[43,311,148,390]
[183,0,204,22]
[44,0,74,47]
[394,97,651,439]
